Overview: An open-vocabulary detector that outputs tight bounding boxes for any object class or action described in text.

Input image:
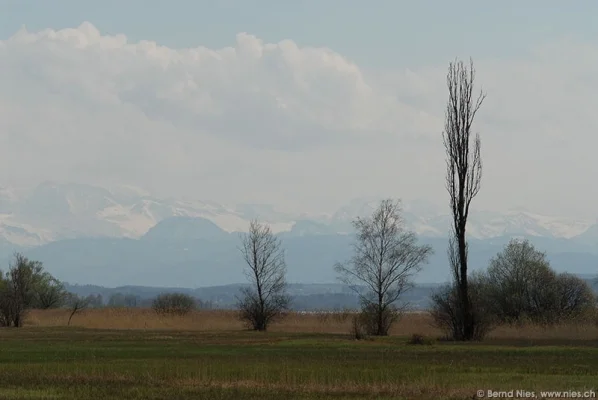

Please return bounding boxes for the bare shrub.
[407,333,434,345]
[357,303,399,336]
[152,293,196,316]
[431,273,496,341]
[238,290,289,331]
[66,293,91,326]
[349,314,368,340]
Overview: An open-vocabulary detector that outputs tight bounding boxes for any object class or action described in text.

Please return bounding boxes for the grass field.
[0,309,596,399]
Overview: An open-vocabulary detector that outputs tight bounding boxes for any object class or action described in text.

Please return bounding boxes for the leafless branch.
[440,58,485,341]
[237,220,290,331]
[67,294,90,326]
[335,199,432,336]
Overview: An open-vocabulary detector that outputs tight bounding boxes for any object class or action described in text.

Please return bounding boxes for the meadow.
[0,309,596,399]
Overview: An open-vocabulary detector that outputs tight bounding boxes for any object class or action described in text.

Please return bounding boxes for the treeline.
[62,291,214,310]
[60,285,373,311]
[0,254,213,327]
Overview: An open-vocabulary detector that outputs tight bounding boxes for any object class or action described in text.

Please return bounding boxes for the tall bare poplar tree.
[443,58,485,341]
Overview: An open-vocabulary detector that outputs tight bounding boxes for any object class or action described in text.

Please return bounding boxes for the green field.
[0,328,596,400]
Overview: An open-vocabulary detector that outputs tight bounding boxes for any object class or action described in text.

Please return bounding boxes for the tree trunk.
[377,294,384,336]
[458,224,473,340]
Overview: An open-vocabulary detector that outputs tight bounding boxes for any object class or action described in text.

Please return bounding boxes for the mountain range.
[0,181,596,287]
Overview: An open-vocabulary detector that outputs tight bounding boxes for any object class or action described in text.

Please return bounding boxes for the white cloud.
[2,22,432,149]
[1,23,597,218]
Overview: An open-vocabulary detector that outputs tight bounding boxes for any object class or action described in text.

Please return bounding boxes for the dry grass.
[26,308,245,331]
[24,308,598,341]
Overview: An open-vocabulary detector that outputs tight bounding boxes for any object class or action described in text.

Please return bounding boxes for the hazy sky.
[1,0,597,218]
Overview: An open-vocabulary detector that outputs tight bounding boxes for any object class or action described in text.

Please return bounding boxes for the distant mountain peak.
[0,181,596,248]
[142,216,227,241]
[109,184,152,199]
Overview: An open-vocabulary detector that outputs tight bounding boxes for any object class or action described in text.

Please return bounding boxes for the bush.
[484,239,558,324]
[430,273,496,341]
[0,254,65,327]
[407,333,434,345]
[483,240,597,326]
[432,239,598,339]
[349,314,368,340]
[346,306,399,339]
[237,288,290,331]
[358,303,398,336]
[152,293,196,316]
[34,278,67,309]
[551,273,596,324]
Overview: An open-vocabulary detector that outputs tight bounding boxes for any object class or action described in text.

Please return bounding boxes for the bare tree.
[335,199,432,336]
[66,294,91,326]
[237,220,290,331]
[442,58,486,341]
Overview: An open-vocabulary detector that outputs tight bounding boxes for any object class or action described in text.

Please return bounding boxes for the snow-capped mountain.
[0,182,300,247]
[0,182,596,247]
[466,209,592,239]
[315,196,593,240]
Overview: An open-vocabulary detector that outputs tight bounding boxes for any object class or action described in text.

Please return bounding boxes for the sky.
[1,0,597,219]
